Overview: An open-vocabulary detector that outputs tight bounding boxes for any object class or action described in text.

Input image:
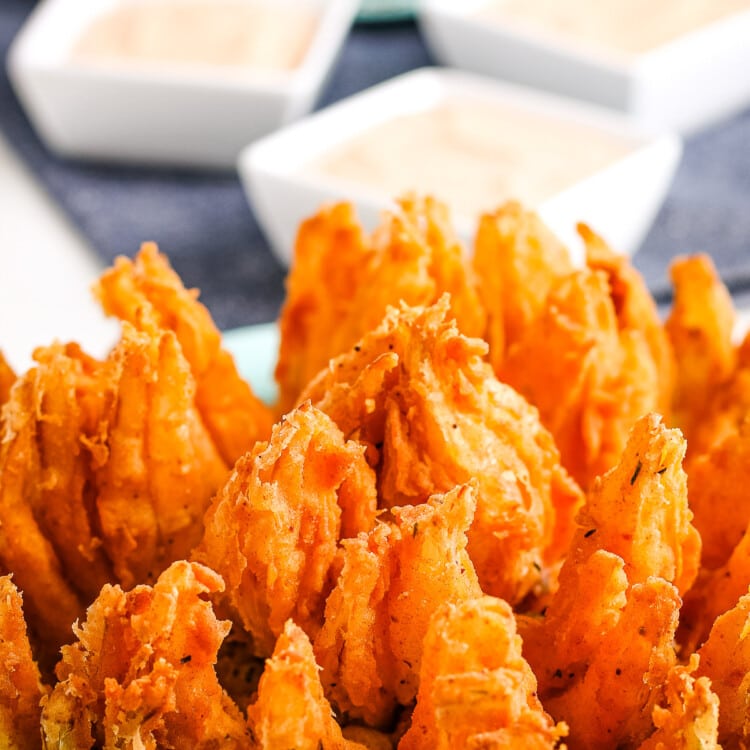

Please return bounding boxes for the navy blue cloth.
[2,1,749,328]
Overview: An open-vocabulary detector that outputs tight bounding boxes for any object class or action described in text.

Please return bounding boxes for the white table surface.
[0,131,119,372]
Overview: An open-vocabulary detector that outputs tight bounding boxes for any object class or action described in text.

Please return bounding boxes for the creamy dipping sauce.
[307,100,636,217]
[71,0,319,71]
[479,0,750,56]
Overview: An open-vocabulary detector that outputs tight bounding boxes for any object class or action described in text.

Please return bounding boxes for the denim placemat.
[2,1,749,328]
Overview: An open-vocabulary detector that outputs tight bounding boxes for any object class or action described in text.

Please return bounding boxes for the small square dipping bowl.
[238,67,682,266]
[418,0,750,134]
[7,0,359,168]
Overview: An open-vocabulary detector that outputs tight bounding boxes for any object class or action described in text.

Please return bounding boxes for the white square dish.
[238,67,682,266]
[418,0,750,134]
[7,0,358,168]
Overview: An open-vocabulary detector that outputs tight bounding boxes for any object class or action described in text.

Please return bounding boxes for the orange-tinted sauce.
[72,0,319,71]
[479,0,750,55]
[308,100,636,216]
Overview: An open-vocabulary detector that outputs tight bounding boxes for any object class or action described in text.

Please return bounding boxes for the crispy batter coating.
[687,418,750,570]
[394,195,486,341]
[0,351,15,407]
[523,414,698,670]
[520,549,629,694]
[544,577,680,750]
[95,242,273,464]
[665,254,736,451]
[276,197,486,413]
[96,324,228,589]
[275,202,374,415]
[303,298,582,603]
[472,201,572,373]
[574,413,700,595]
[520,416,699,746]
[680,530,750,655]
[681,334,750,479]
[314,485,482,729]
[0,576,48,749]
[581,223,675,420]
[400,596,565,750]
[637,655,720,750]
[0,342,116,661]
[0,373,90,662]
[24,344,115,603]
[501,268,661,489]
[41,561,250,750]
[248,620,367,750]
[193,402,377,657]
[696,591,750,748]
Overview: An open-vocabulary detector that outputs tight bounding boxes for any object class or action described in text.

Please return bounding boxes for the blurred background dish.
[419,0,750,133]
[239,67,681,266]
[7,0,359,168]
[1,0,750,355]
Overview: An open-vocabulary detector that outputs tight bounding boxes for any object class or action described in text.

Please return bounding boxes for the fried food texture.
[275,202,374,415]
[313,485,482,729]
[41,561,250,750]
[678,328,750,486]
[0,349,109,663]
[472,201,573,372]
[573,413,700,594]
[680,528,750,655]
[275,197,485,413]
[696,592,750,748]
[193,402,377,658]
[400,595,566,750]
[500,267,662,489]
[522,415,699,670]
[519,415,700,747]
[302,297,582,603]
[0,576,48,750]
[687,418,750,570]
[546,576,681,749]
[0,351,15,407]
[95,242,273,464]
[665,254,736,451]
[0,325,229,662]
[96,324,228,589]
[8,198,750,747]
[581,222,675,419]
[636,655,720,750]
[248,620,367,750]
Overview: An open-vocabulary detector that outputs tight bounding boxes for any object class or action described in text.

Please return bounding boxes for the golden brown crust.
[696,593,750,748]
[0,576,49,749]
[248,620,368,749]
[665,254,736,452]
[0,350,15,408]
[41,561,250,750]
[400,596,565,750]
[501,268,662,490]
[303,298,582,603]
[581,223,675,420]
[636,655,720,750]
[193,402,377,657]
[96,325,228,588]
[0,374,90,662]
[95,243,273,464]
[314,485,482,728]
[276,197,486,413]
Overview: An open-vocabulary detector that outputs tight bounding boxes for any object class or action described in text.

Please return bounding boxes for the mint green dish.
[357,0,416,22]
[223,322,279,406]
